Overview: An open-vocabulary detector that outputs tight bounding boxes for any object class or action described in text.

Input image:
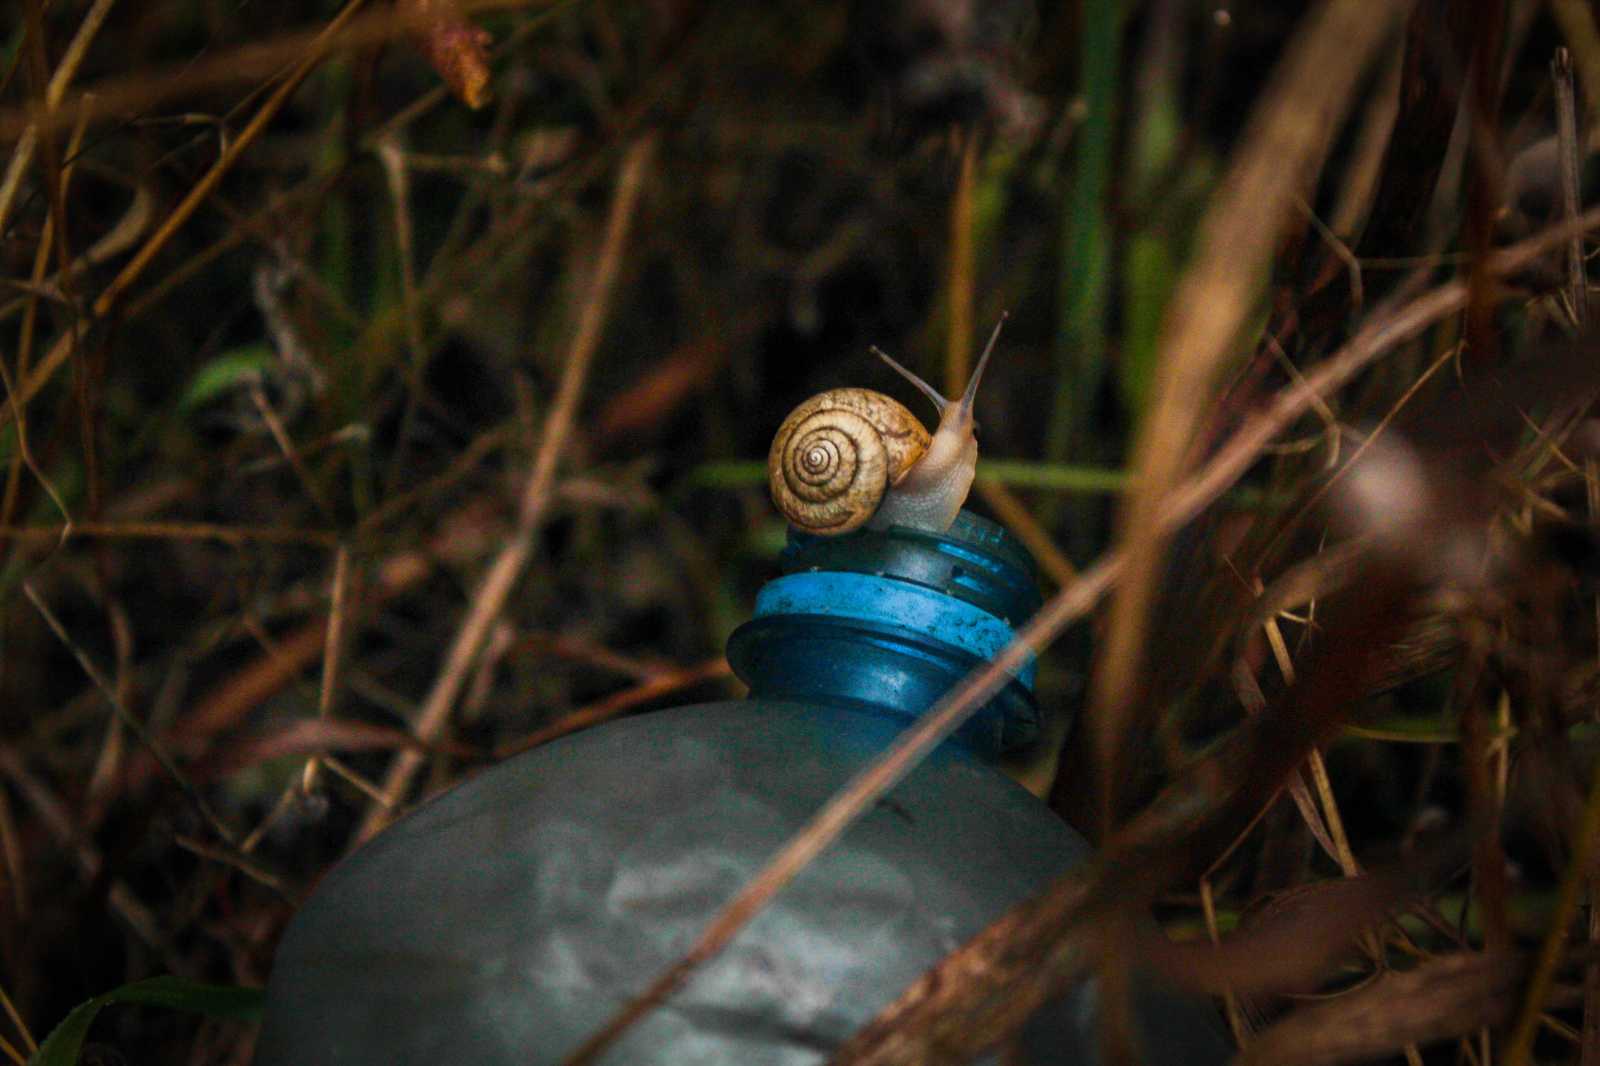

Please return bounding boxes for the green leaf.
[179,346,275,412]
[30,977,264,1066]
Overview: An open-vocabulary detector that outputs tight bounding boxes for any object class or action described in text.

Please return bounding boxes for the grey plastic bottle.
[254,513,1229,1064]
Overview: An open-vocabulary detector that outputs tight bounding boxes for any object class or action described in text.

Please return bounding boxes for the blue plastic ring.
[752,572,1036,688]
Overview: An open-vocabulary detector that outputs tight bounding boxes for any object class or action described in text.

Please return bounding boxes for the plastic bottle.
[254,512,1228,1064]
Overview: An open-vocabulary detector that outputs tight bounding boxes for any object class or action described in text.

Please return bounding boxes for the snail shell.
[767,388,931,535]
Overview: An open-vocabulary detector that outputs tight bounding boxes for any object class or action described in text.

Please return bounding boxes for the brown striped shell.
[766,388,932,535]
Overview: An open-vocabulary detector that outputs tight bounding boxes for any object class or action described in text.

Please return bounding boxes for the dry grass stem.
[1552,0,1600,118]
[360,132,657,837]
[1555,47,1588,327]
[1088,0,1411,832]
[301,544,354,793]
[22,581,239,848]
[0,980,33,1057]
[975,481,1077,585]
[0,0,119,237]
[1236,953,1520,1066]
[0,521,338,546]
[0,746,163,951]
[494,657,732,758]
[1505,731,1600,1065]
[0,0,552,143]
[172,835,296,903]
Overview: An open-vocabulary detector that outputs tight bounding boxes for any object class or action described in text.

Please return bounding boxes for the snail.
[768,314,1006,536]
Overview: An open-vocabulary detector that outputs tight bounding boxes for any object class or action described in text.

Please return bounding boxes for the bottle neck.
[726,511,1043,758]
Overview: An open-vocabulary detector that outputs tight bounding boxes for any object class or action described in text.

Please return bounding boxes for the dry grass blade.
[22,581,238,849]
[493,658,732,758]
[1505,716,1600,1065]
[359,133,657,838]
[1554,47,1587,327]
[0,977,34,1057]
[1236,953,1521,1066]
[0,518,337,544]
[1552,0,1600,111]
[0,0,118,237]
[204,718,479,778]
[300,545,354,793]
[1088,0,1412,831]
[172,835,295,902]
[1142,876,1414,997]
[0,0,552,143]
[0,745,164,952]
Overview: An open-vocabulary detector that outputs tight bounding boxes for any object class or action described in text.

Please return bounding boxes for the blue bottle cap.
[727,511,1044,755]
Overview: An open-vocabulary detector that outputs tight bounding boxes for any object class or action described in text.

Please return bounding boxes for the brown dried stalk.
[1237,953,1521,1066]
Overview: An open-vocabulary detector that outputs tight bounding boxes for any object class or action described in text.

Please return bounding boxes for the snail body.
[768,315,1005,536]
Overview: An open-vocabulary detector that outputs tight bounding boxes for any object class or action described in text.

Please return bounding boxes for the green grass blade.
[178,345,275,412]
[30,977,264,1066]
[1046,0,1122,467]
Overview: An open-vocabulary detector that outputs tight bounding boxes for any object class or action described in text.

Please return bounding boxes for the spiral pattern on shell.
[767,389,930,535]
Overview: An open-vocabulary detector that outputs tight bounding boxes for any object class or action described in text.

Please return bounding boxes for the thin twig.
[1231,659,1340,861]
[173,835,297,902]
[0,521,338,546]
[375,134,433,500]
[1551,0,1600,122]
[1586,459,1600,1066]
[0,0,556,144]
[1505,693,1600,1064]
[0,980,33,1057]
[323,753,393,808]
[23,581,239,848]
[494,658,732,758]
[1257,341,1458,565]
[248,378,335,520]
[359,133,657,838]
[0,745,164,951]
[301,544,353,793]
[1555,47,1589,326]
[0,787,24,919]
[0,0,118,239]
[1200,876,1248,1047]
[1297,195,1364,311]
